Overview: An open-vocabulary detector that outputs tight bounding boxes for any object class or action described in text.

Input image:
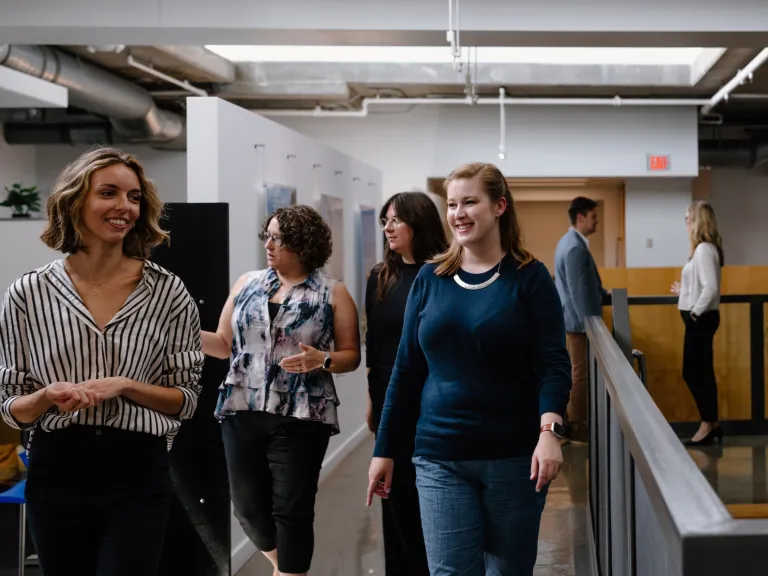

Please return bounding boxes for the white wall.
[276,104,700,203]
[625,178,692,267]
[0,219,60,295]
[0,127,37,219]
[0,132,186,217]
[710,167,768,266]
[186,97,382,573]
[35,144,187,204]
[0,134,188,288]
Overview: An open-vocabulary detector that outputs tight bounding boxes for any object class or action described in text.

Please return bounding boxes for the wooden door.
[516,200,606,275]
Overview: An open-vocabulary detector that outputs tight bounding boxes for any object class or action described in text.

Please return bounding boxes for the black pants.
[25,425,172,576]
[221,411,331,574]
[369,368,430,576]
[682,310,721,422]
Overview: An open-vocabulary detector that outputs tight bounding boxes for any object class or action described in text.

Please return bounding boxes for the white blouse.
[677,242,721,316]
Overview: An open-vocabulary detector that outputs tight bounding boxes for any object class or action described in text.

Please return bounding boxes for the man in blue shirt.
[554,197,608,443]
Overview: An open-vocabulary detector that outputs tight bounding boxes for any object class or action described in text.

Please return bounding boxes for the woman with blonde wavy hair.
[671,200,724,446]
[0,147,204,576]
[367,163,571,575]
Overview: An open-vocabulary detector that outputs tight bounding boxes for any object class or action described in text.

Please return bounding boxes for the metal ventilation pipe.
[0,44,186,150]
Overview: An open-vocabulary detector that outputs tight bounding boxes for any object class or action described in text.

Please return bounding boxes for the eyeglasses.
[258,232,284,247]
[379,216,405,230]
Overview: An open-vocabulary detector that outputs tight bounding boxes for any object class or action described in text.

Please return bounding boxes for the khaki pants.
[566,332,588,433]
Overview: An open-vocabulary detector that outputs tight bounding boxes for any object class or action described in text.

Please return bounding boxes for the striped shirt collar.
[41,257,172,287]
[40,258,173,334]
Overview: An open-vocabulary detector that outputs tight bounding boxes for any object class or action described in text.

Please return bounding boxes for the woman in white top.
[671,200,724,446]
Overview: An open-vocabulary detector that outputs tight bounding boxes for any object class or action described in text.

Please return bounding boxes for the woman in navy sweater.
[367,163,572,576]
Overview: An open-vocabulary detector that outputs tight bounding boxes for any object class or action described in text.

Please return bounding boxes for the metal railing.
[586,297,768,576]
[610,290,768,436]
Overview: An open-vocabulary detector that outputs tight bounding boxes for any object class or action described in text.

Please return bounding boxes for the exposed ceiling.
[0,65,68,108]
[66,45,235,85]
[2,42,768,162]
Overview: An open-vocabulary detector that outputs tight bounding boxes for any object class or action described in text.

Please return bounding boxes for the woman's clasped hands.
[45,377,128,413]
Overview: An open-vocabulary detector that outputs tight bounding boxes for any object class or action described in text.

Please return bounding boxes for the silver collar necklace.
[453,257,503,290]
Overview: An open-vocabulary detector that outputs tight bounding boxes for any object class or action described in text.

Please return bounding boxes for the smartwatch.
[322,353,332,371]
[540,422,565,439]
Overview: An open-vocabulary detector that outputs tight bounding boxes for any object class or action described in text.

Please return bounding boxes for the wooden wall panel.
[513,182,625,268]
[599,266,768,423]
[692,168,712,202]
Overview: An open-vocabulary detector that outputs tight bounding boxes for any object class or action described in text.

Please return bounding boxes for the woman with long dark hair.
[671,200,724,446]
[367,164,571,575]
[365,191,448,576]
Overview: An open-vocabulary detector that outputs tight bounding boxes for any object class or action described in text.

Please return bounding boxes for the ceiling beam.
[1,0,768,47]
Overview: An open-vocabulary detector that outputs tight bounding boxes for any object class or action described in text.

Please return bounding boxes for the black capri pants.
[221,411,331,574]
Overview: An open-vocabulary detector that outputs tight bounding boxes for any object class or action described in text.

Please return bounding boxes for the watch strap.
[540,422,564,439]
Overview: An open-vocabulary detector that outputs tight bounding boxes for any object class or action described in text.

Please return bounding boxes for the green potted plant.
[1,182,42,218]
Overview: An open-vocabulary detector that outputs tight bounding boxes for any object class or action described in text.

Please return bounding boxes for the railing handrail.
[585,316,735,543]
[625,294,768,305]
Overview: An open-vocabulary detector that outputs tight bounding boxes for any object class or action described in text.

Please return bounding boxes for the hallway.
[239,436,590,576]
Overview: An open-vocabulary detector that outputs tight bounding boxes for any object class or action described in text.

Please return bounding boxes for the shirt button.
[95,428,103,436]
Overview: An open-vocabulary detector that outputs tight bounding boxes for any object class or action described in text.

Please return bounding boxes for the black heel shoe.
[684,426,724,447]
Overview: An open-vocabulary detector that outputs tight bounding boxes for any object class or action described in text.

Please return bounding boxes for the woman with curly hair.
[202,204,361,576]
[0,147,205,576]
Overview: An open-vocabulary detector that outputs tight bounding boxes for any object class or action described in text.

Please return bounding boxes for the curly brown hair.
[40,146,169,258]
[263,205,333,273]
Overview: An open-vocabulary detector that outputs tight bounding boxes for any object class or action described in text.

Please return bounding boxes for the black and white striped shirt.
[0,259,205,449]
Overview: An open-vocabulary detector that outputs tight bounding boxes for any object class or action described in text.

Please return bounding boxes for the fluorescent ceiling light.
[206,45,713,66]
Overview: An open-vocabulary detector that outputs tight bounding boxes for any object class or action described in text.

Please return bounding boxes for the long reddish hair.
[431,163,533,276]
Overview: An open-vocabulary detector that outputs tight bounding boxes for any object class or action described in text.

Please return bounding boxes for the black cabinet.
[151,203,232,576]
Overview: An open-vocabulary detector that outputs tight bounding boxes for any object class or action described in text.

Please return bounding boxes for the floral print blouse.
[215,268,340,434]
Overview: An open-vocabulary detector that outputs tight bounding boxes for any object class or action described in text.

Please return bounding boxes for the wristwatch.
[322,353,332,371]
[540,422,565,439]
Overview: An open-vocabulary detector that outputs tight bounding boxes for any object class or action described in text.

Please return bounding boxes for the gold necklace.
[67,259,127,296]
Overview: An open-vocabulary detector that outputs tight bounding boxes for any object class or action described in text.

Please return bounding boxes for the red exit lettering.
[648,155,670,171]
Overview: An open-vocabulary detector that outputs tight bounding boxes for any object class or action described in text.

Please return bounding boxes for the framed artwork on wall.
[318,193,345,281]
[264,183,297,215]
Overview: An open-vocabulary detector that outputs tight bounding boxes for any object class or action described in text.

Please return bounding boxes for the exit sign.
[648,154,671,171]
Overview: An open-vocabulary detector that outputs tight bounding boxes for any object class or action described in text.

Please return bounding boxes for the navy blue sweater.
[373,256,572,462]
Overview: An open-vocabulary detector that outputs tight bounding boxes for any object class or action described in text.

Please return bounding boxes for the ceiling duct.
[0,44,186,150]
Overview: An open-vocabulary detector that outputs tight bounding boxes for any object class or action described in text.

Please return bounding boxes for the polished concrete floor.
[238,436,591,576]
[687,435,768,506]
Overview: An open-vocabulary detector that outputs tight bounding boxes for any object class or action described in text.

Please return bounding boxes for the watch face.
[552,422,565,438]
[323,355,332,369]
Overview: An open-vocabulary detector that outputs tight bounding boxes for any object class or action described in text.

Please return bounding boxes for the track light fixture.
[498,87,507,161]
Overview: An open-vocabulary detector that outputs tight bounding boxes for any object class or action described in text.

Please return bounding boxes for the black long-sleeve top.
[364,262,422,370]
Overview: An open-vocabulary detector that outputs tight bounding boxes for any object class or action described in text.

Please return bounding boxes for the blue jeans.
[413,455,548,576]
